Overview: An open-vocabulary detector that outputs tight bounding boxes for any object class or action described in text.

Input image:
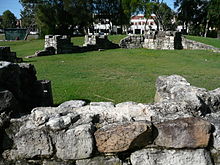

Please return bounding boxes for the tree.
[122,0,175,31]
[20,0,94,36]
[93,0,130,34]
[207,0,220,38]
[0,16,3,29]
[174,0,220,38]
[19,0,37,29]
[2,10,17,28]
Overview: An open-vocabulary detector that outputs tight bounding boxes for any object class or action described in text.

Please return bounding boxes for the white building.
[129,14,157,34]
[88,19,119,35]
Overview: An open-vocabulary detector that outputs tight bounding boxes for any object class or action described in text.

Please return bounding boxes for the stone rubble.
[1,74,220,164]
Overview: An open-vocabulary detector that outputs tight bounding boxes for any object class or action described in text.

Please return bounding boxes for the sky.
[0,0,175,19]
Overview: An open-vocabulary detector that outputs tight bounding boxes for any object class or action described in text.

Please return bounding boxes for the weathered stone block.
[55,124,95,160]
[94,121,153,153]
[154,117,211,148]
[76,156,122,165]
[14,128,53,159]
[130,148,213,165]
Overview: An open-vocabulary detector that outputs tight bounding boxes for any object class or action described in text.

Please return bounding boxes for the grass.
[185,35,220,48]
[71,34,126,46]
[0,35,220,105]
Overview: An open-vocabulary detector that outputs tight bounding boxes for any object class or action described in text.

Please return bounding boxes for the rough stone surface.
[130,148,213,165]
[2,74,220,164]
[76,156,122,165]
[154,75,220,116]
[32,34,119,57]
[14,128,53,159]
[84,35,119,50]
[154,117,211,148]
[0,46,22,62]
[182,37,220,52]
[119,31,220,52]
[95,121,153,153]
[0,61,53,114]
[142,101,194,123]
[119,35,144,49]
[0,112,10,128]
[55,124,95,160]
[143,31,183,50]
[205,112,220,151]
[58,100,86,109]
[0,90,17,113]
[45,35,74,54]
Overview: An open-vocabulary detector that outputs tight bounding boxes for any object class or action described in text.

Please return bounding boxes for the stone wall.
[120,31,220,52]
[31,34,119,58]
[119,35,145,49]
[83,34,119,50]
[0,61,53,116]
[143,31,183,50]
[120,31,182,50]
[0,47,22,63]
[182,37,220,52]
[45,35,74,54]
[1,74,220,164]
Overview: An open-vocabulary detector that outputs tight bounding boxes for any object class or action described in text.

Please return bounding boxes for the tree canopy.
[175,0,220,37]
[1,10,17,29]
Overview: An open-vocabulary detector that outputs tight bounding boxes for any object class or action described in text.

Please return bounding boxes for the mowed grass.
[185,35,220,48]
[0,35,220,105]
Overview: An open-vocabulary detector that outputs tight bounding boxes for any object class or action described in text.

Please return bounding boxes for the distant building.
[88,18,120,35]
[129,14,157,34]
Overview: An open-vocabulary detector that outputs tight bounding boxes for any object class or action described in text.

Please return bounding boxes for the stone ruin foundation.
[31,34,119,58]
[1,68,220,164]
[0,61,53,116]
[83,34,119,50]
[0,47,22,63]
[120,31,220,52]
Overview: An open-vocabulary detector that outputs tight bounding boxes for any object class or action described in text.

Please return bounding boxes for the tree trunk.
[204,18,209,37]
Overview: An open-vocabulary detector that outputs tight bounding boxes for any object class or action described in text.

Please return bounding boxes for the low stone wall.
[120,31,220,52]
[45,35,74,54]
[0,61,53,116]
[143,31,183,50]
[182,37,220,52]
[0,47,22,62]
[1,74,220,164]
[31,35,119,58]
[120,31,182,50]
[83,34,119,50]
[119,35,145,49]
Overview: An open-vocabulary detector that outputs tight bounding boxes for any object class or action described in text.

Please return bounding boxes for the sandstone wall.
[1,74,220,164]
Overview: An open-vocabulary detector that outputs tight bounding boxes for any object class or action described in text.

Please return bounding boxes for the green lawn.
[185,35,220,48]
[0,35,220,105]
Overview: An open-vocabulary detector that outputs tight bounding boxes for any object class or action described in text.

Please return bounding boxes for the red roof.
[131,15,156,20]
[131,15,145,20]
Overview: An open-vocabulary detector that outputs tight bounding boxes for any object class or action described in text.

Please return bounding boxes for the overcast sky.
[0,0,175,19]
